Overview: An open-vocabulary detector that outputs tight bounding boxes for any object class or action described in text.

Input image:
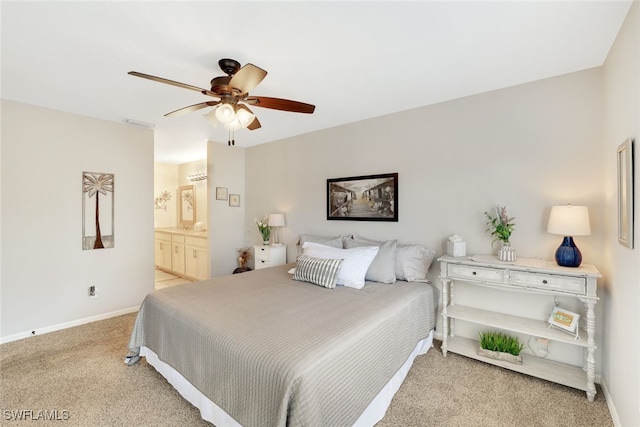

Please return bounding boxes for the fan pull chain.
[227,129,236,146]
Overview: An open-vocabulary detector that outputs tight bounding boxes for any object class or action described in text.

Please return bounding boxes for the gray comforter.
[128,264,436,427]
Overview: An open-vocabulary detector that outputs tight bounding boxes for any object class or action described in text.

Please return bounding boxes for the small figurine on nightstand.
[233,248,252,274]
[237,248,251,268]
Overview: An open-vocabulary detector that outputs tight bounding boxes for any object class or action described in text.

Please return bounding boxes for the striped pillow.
[293,255,343,289]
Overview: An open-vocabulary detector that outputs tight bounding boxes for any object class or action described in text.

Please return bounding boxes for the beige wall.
[154,162,178,228]
[602,2,640,426]
[1,100,154,340]
[244,68,606,369]
[207,142,245,277]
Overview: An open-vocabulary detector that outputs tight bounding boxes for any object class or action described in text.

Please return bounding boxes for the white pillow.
[302,242,379,289]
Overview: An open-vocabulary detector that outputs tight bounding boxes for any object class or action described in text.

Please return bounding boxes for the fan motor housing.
[210,76,233,95]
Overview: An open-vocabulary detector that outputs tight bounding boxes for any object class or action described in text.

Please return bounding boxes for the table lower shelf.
[446,304,588,346]
[443,336,591,393]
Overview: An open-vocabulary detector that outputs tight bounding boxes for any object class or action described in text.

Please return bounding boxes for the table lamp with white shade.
[547,205,591,267]
[268,213,285,246]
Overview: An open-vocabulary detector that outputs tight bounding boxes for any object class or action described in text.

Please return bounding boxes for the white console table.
[438,255,601,401]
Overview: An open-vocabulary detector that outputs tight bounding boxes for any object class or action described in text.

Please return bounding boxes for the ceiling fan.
[128,58,315,145]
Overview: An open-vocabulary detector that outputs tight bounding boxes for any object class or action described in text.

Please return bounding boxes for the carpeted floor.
[0,313,613,426]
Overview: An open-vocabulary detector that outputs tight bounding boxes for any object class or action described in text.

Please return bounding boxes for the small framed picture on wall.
[216,187,228,201]
[229,194,240,207]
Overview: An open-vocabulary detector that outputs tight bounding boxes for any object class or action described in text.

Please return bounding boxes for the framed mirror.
[179,185,196,228]
[617,138,634,248]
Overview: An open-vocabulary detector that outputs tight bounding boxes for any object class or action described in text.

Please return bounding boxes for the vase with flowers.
[484,205,516,262]
[255,215,271,245]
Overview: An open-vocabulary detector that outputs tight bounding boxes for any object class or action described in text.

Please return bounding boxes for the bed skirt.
[140,329,434,427]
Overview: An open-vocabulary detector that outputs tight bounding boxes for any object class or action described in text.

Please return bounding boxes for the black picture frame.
[327,173,398,221]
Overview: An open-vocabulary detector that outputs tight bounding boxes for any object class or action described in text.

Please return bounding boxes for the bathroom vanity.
[155,228,209,281]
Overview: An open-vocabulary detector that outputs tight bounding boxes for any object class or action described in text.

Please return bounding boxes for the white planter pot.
[478,347,523,365]
[498,242,516,262]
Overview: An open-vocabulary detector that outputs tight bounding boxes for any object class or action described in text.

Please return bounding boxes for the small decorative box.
[447,238,466,257]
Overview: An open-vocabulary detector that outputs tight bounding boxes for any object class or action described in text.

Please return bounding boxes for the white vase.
[498,242,516,262]
[263,240,270,245]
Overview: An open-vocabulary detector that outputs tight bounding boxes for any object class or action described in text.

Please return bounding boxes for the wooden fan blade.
[128,71,209,93]
[245,96,315,114]
[165,101,220,117]
[247,116,261,131]
[201,89,220,98]
[229,64,267,94]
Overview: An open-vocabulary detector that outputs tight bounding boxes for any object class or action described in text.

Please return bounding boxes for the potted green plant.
[484,205,517,262]
[478,330,524,364]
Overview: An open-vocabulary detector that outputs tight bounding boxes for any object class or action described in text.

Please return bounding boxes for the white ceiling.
[1,1,632,164]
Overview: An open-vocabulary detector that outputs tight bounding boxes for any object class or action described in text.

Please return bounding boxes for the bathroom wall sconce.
[188,173,208,182]
[154,190,172,211]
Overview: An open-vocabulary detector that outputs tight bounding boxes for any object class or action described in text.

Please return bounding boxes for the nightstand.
[252,245,287,270]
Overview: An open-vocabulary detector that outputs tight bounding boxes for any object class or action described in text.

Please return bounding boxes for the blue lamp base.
[555,236,582,267]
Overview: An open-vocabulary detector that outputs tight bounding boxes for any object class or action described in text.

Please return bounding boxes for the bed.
[128,257,436,427]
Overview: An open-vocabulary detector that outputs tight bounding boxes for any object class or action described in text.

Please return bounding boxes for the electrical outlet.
[89,285,96,297]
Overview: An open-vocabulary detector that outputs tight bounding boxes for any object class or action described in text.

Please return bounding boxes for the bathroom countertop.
[154,227,208,238]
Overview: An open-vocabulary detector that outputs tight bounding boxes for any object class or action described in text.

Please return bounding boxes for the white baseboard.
[0,306,139,344]
[599,378,621,426]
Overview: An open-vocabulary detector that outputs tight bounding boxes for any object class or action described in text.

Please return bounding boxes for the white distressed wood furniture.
[252,245,287,270]
[438,254,601,401]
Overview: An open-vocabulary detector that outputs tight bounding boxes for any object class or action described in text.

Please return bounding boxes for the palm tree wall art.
[82,172,114,250]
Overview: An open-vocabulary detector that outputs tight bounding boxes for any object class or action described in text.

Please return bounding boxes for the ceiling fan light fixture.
[225,118,243,131]
[215,103,236,124]
[203,109,219,127]
[128,58,314,140]
[236,108,255,128]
